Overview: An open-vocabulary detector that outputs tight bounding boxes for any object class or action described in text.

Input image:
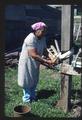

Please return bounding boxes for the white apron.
[18,33,46,89]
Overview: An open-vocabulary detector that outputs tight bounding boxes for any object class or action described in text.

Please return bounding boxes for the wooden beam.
[61,5,74,51]
[56,5,74,112]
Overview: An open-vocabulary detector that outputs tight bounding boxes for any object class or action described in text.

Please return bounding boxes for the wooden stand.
[55,63,81,112]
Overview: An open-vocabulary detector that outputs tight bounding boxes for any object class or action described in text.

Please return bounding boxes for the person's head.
[31,22,47,39]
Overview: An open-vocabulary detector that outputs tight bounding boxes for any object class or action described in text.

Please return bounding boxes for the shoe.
[22,96,30,103]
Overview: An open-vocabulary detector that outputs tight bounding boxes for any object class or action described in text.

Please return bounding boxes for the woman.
[18,22,56,103]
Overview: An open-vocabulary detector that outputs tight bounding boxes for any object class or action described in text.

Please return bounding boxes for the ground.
[5,65,81,119]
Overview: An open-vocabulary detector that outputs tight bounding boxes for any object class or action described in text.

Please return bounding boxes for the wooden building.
[5,5,61,53]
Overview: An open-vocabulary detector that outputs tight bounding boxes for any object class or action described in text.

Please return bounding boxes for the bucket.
[14,105,31,118]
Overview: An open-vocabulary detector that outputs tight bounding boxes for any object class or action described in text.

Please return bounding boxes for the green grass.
[5,66,81,118]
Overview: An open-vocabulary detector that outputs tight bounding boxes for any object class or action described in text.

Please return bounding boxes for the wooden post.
[56,5,74,112]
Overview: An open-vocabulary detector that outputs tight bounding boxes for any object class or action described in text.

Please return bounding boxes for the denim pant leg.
[30,88,36,99]
[30,83,38,100]
[22,88,31,102]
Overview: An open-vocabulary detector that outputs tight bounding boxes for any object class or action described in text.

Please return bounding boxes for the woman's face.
[35,27,47,39]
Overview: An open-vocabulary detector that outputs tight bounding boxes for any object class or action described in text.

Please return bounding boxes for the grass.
[5,65,81,118]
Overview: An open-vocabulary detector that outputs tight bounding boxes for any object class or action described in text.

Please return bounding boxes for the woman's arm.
[28,48,54,65]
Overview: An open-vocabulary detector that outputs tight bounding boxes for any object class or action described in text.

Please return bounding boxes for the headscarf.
[31,22,47,31]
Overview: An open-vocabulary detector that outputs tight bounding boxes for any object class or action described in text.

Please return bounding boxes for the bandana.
[31,22,47,31]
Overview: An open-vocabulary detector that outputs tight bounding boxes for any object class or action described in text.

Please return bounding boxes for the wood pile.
[5,51,20,67]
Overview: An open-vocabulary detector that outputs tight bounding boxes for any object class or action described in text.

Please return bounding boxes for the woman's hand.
[44,59,55,65]
[45,58,59,65]
[47,60,54,65]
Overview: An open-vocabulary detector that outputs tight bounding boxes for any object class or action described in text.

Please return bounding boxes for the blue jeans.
[22,88,36,102]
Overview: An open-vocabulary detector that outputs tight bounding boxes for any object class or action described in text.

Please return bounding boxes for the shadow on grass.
[36,89,56,100]
[71,89,82,98]
[70,89,82,114]
[5,113,81,120]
